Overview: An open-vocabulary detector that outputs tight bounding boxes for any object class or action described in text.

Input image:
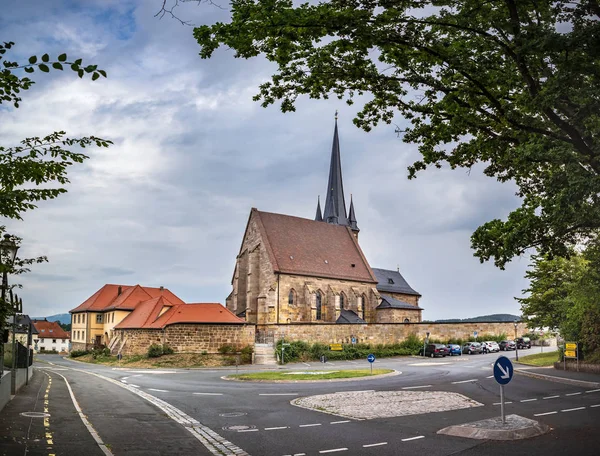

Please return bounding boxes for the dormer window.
[388,278,394,284]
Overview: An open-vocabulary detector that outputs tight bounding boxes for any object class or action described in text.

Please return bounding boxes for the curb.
[221,369,401,383]
[515,368,600,389]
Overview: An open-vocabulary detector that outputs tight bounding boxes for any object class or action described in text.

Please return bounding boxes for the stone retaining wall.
[113,324,255,355]
[554,360,600,374]
[258,321,528,344]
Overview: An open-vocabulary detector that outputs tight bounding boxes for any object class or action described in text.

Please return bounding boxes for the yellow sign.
[566,343,577,350]
[329,344,343,351]
[565,350,577,358]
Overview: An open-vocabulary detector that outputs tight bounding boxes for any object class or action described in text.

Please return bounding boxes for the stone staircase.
[254,343,277,365]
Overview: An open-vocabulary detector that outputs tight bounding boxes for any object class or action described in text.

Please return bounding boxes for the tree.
[194,1,600,268]
[0,41,111,327]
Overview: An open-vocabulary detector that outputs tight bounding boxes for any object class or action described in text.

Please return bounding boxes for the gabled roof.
[6,315,39,334]
[31,319,70,339]
[69,284,184,313]
[377,294,423,310]
[336,309,366,324]
[250,209,377,283]
[115,302,245,329]
[372,268,421,296]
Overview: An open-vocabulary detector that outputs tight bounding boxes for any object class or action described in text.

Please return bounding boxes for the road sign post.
[565,342,578,371]
[367,353,376,374]
[423,332,430,357]
[493,356,514,424]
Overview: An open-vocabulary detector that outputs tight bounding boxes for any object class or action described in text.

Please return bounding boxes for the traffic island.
[224,369,396,382]
[437,414,550,440]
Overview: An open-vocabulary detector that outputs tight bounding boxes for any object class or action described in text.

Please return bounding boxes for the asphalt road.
[36,347,600,456]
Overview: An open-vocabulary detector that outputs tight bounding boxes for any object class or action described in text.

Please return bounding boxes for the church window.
[388,278,394,284]
[360,294,366,318]
[340,293,345,309]
[404,318,410,323]
[288,289,295,305]
[316,292,322,320]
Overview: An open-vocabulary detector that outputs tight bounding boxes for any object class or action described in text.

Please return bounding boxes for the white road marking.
[348,361,358,365]
[48,372,113,456]
[259,393,298,396]
[129,384,140,388]
[566,392,582,396]
[402,385,431,390]
[120,380,128,384]
[363,442,387,447]
[493,402,513,405]
[299,423,322,427]
[337,390,374,393]
[561,407,586,412]
[534,411,558,416]
[148,388,169,393]
[265,426,288,430]
[237,429,258,433]
[585,389,600,393]
[122,370,179,374]
[193,393,223,396]
[121,377,129,381]
[521,398,537,402]
[401,436,425,442]
[303,363,311,367]
[451,379,477,384]
[319,448,348,454]
[590,404,600,408]
[486,375,494,379]
[330,420,350,424]
[543,395,560,399]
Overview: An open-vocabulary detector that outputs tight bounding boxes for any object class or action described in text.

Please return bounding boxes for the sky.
[1,0,531,320]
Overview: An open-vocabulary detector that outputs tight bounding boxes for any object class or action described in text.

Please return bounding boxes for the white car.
[482,341,500,353]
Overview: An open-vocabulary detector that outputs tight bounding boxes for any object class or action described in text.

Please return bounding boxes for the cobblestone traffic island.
[293,390,484,420]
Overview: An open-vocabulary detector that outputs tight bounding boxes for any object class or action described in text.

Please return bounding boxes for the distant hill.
[32,313,71,325]
[435,314,520,323]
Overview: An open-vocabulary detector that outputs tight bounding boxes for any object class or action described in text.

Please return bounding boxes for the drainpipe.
[276,273,280,324]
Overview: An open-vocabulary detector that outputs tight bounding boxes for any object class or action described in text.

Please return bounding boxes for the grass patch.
[517,351,560,367]
[71,353,243,368]
[229,369,394,381]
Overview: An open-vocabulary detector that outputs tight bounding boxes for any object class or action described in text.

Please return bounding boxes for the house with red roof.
[226,118,422,329]
[31,319,70,353]
[69,284,254,355]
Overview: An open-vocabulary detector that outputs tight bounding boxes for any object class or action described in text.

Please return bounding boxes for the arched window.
[288,289,295,305]
[404,318,410,323]
[340,293,345,309]
[361,294,367,318]
[316,292,322,320]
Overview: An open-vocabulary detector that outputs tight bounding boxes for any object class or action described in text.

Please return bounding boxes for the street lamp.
[514,321,519,362]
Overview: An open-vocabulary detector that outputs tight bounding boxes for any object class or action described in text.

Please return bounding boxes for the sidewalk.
[515,363,600,388]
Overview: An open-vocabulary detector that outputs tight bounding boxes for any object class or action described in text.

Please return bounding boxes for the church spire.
[315,195,323,222]
[322,111,348,225]
[348,194,359,232]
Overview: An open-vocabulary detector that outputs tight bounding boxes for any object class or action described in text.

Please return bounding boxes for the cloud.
[1,1,530,319]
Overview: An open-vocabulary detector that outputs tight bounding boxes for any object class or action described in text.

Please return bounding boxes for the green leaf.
[74,58,82,65]
[77,69,84,78]
[41,53,49,63]
[28,55,37,64]
[91,72,99,81]
[98,69,107,78]
[52,62,63,70]
[70,63,79,71]
[24,67,34,73]
[58,53,67,62]
[38,64,49,72]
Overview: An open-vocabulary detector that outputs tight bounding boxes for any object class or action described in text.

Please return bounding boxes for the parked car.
[499,340,516,351]
[424,343,449,358]
[481,341,500,353]
[462,342,483,355]
[515,337,531,349]
[447,344,462,356]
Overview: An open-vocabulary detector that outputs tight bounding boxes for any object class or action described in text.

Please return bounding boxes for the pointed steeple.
[315,195,323,222]
[348,194,359,232]
[323,111,348,225]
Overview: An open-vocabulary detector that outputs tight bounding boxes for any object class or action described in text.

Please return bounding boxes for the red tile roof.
[251,209,377,283]
[31,320,70,339]
[70,284,184,313]
[115,302,245,329]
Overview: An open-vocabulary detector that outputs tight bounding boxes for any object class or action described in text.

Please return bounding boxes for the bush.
[218,344,236,354]
[240,345,253,363]
[148,344,164,358]
[70,350,90,358]
[162,345,174,355]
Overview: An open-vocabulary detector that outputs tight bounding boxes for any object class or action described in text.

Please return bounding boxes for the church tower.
[315,113,359,237]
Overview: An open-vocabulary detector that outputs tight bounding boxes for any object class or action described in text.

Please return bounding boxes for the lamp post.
[1,233,20,393]
[514,321,519,362]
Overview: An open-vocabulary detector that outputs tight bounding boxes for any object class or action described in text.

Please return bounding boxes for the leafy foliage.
[70,349,90,358]
[195,1,600,268]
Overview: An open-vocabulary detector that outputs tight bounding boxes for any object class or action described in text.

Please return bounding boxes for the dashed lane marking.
[330,421,350,424]
[543,395,560,399]
[319,448,348,453]
[238,429,259,433]
[562,407,586,412]
[129,384,140,388]
[193,393,223,396]
[148,388,169,393]
[534,411,558,416]
[299,423,321,427]
[586,389,600,393]
[451,379,478,384]
[363,442,387,447]
[402,385,431,390]
[336,390,374,394]
[265,426,289,431]
[591,404,600,408]
[486,375,494,379]
[566,392,582,396]
[259,393,298,396]
[521,399,537,402]
[493,402,513,405]
[401,436,425,442]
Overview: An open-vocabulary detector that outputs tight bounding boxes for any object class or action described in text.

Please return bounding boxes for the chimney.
[159,286,164,293]
[118,286,122,295]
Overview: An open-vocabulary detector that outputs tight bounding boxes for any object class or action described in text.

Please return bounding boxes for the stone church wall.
[113,324,255,355]
[376,308,422,323]
[259,322,528,345]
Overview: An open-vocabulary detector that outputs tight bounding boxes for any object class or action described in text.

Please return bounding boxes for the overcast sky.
[2,0,530,320]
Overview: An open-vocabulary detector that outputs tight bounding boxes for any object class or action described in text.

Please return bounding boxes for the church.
[226,117,423,327]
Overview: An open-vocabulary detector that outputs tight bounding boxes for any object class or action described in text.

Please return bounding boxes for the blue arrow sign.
[367,354,376,363]
[493,356,513,385]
